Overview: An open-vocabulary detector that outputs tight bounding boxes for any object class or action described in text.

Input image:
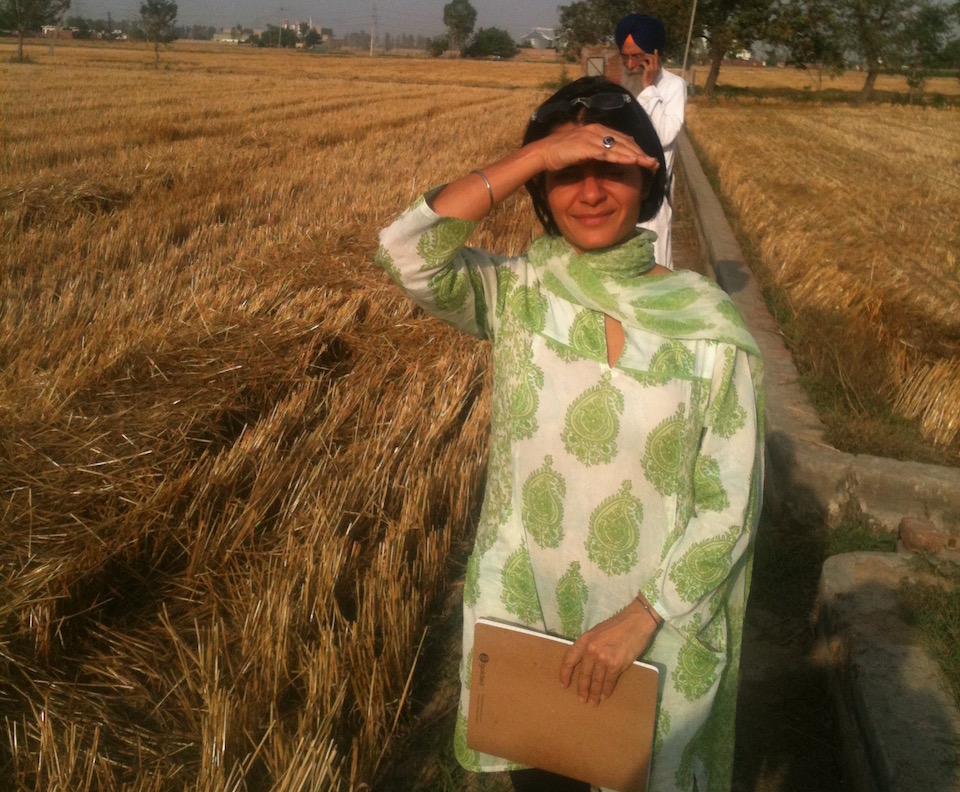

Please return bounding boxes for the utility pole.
[681,0,699,85]
[369,5,377,56]
[49,7,64,56]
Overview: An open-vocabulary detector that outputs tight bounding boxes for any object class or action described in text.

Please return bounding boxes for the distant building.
[41,26,73,39]
[520,28,555,49]
[725,49,765,67]
[277,21,333,42]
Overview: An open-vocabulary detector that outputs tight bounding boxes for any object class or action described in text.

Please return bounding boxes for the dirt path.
[731,515,846,791]
[677,171,845,791]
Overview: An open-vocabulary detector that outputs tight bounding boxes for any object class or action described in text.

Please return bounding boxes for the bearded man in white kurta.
[617,14,687,270]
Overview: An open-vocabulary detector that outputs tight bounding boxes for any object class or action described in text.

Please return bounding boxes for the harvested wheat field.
[687,100,960,461]
[1,40,561,790]
[701,62,960,97]
[5,34,958,790]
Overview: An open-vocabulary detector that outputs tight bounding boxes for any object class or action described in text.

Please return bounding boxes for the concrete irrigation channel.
[678,129,960,792]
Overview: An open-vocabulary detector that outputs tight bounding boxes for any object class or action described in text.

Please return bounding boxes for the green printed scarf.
[527,233,761,358]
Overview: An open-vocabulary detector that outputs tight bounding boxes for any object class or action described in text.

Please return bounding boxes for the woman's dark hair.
[523,76,666,235]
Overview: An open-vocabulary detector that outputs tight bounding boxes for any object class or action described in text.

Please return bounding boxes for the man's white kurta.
[632,68,687,270]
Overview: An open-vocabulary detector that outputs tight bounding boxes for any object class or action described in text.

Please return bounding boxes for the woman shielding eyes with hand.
[377,76,764,792]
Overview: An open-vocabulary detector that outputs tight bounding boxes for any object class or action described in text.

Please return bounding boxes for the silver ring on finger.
[602,135,615,149]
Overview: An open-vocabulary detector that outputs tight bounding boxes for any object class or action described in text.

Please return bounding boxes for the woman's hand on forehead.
[428,118,657,222]
[537,123,659,176]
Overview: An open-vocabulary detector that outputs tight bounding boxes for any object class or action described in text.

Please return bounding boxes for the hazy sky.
[68,0,563,38]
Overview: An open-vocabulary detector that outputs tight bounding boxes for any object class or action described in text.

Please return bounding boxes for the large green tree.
[255,23,298,48]
[463,27,517,58]
[842,0,914,102]
[771,0,959,101]
[771,0,845,88]
[426,35,448,57]
[443,0,476,51]
[140,0,177,69]
[831,0,955,103]
[0,0,71,62]
[696,0,775,94]
[898,1,956,99]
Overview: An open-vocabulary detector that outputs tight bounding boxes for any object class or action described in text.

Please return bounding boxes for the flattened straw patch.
[895,358,960,447]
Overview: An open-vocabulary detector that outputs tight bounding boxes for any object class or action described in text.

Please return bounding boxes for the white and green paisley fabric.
[378,191,765,792]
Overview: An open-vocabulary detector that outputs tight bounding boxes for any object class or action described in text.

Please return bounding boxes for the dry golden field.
[3,34,959,791]
[686,100,960,458]
[699,62,960,97]
[1,40,560,790]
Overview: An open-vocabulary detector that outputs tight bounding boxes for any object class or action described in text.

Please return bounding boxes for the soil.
[674,172,845,791]
[731,512,846,792]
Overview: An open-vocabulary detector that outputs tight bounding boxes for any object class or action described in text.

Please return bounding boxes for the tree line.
[556,0,960,102]
[8,0,957,100]
[1,0,179,65]
[64,15,214,42]
[3,0,522,61]
[243,27,444,52]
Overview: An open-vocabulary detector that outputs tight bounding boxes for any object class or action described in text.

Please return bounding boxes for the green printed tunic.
[378,192,764,792]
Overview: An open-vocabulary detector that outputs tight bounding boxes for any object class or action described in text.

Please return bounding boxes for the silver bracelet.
[470,169,495,211]
[635,594,662,626]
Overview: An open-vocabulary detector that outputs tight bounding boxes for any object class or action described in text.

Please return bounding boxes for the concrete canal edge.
[677,129,960,791]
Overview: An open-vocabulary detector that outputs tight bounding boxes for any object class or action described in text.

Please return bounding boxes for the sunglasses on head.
[530,93,633,123]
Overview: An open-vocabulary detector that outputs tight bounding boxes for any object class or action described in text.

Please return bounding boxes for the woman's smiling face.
[545,125,648,253]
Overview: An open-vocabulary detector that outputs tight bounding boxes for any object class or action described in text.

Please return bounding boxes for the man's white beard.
[620,71,646,97]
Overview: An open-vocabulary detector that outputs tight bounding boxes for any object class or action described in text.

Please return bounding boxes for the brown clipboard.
[466,617,659,792]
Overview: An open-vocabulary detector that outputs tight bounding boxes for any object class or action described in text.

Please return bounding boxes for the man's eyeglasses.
[530,93,633,123]
[620,52,646,66]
